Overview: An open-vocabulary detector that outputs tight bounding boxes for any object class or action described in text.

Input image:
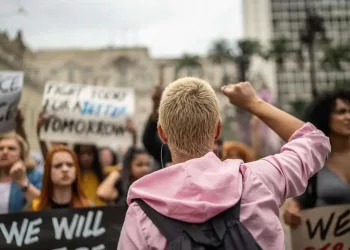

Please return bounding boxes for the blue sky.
[1,0,243,57]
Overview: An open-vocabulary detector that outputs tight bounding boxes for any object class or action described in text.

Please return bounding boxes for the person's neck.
[52,186,72,204]
[329,134,350,153]
[170,148,210,165]
[0,166,11,181]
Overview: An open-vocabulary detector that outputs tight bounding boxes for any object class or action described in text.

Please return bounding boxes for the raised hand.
[36,110,51,135]
[9,160,28,186]
[221,82,261,110]
[125,117,136,134]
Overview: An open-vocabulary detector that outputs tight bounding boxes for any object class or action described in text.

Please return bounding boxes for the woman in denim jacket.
[0,133,42,213]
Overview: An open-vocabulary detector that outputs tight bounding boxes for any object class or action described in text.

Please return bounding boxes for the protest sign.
[0,205,127,250]
[291,205,350,250]
[0,71,23,133]
[40,81,135,146]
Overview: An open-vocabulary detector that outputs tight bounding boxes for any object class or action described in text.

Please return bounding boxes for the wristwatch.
[21,181,30,193]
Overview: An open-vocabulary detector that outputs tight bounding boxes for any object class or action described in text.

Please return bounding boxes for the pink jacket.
[118,123,330,249]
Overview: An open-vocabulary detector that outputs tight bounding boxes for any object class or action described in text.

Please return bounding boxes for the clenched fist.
[9,161,28,186]
[221,82,261,110]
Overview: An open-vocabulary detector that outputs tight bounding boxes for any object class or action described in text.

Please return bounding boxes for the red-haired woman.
[222,141,255,162]
[26,145,90,210]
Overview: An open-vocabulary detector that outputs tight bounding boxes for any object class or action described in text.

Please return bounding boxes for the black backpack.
[134,199,263,250]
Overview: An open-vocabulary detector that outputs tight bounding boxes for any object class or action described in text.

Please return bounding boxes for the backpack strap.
[133,199,187,242]
[134,198,243,247]
[226,198,241,220]
[179,199,242,247]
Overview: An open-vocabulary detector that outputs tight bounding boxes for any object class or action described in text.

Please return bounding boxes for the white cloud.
[1,0,243,57]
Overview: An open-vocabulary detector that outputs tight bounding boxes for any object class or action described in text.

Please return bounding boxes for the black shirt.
[51,200,70,209]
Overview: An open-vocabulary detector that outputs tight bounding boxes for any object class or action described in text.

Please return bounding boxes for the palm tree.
[263,37,292,106]
[230,39,261,146]
[174,54,202,79]
[231,40,261,82]
[289,99,309,119]
[321,44,350,71]
[208,39,232,85]
[298,5,329,98]
[321,44,350,90]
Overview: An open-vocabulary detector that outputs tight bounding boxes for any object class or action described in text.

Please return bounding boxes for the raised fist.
[9,161,28,186]
[221,82,260,110]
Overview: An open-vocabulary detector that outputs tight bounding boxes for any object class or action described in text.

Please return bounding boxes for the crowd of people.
[0,76,349,249]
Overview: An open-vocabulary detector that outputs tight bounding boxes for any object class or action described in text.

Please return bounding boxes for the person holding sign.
[0,133,42,213]
[284,89,350,228]
[27,145,90,210]
[118,78,330,250]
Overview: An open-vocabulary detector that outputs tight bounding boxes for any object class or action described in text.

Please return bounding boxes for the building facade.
[24,48,238,148]
[0,30,44,151]
[244,0,350,110]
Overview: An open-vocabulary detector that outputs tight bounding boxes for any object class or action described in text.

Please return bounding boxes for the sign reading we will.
[0,71,23,133]
[40,81,135,146]
[291,205,350,250]
[0,205,127,250]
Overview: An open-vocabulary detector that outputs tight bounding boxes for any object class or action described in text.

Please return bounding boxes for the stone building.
[24,47,239,147]
[0,30,43,151]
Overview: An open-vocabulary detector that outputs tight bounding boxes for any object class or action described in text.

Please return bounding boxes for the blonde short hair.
[158,77,220,156]
[0,132,36,169]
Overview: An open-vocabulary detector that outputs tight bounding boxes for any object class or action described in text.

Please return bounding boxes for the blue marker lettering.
[81,101,94,115]
[111,106,126,118]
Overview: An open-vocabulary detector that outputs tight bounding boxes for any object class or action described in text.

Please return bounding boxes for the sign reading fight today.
[291,205,350,250]
[0,71,23,133]
[0,206,126,250]
[40,81,135,146]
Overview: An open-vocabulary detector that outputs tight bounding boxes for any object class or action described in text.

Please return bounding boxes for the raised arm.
[222,82,305,142]
[36,111,49,159]
[142,84,172,165]
[126,118,138,146]
[96,170,121,202]
[15,109,29,145]
[222,82,331,206]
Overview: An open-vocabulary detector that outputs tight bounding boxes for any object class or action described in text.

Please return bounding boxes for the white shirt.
[0,182,11,214]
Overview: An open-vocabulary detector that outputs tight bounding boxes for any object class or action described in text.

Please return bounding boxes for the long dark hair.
[121,147,148,193]
[73,144,104,182]
[303,89,350,135]
[99,147,119,165]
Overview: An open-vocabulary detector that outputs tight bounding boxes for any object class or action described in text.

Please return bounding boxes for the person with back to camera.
[117,78,331,250]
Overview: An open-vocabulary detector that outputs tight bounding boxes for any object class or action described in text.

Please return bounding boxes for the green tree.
[298,6,329,98]
[208,39,232,85]
[231,40,261,82]
[321,44,350,71]
[230,40,261,145]
[289,99,309,119]
[263,37,293,106]
[175,54,202,79]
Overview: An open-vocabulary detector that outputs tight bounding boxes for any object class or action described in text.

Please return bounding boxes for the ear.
[157,123,167,144]
[215,119,222,140]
